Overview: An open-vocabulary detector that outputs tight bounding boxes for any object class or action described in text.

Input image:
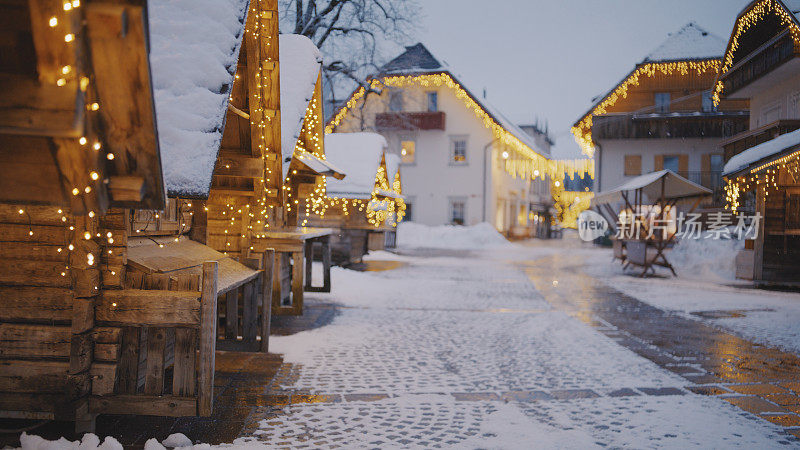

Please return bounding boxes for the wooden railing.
[720,30,798,97]
[721,120,800,162]
[217,250,274,352]
[592,112,749,141]
[90,262,218,417]
[375,111,446,131]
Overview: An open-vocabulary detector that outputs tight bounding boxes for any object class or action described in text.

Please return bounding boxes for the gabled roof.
[329,43,549,163]
[280,34,323,179]
[643,23,726,63]
[379,43,443,74]
[324,132,387,199]
[149,0,249,198]
[723,128,800,176]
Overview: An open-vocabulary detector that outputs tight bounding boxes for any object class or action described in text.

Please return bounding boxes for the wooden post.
[198,261,218,417]
[225,289,238,340]
[322,235,331,293]
[260,249,274,352]
[291,251,304,314]
[304,240,314,290]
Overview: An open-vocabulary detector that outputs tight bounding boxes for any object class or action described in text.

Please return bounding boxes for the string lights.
[326,72,593,182]
[571,59,721,158]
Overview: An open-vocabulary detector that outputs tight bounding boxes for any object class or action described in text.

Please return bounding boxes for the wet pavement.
[525,251,800,437]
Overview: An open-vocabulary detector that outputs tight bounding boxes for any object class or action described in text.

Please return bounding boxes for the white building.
[326,43,554,237]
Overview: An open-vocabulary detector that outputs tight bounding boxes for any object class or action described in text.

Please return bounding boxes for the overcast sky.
[414,0,752,157]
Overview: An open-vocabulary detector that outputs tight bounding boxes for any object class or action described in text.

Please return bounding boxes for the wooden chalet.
[717,0,800,285]
[301,132,405,265]
[0,0,299,431]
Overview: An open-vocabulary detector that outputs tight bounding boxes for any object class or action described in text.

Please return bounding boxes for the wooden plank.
[89,395,196,417]
[0,324,70,359]
[97,290,201,327]
[0,223,69,244]
[242,281,257,343]
[172,328,196,397]
[71,297,94,334]
[304,240,313,289]
[0,204,72,225]
[108,176,145,203]
[291,251,304,314]
[143,327,166,395]
[0,360,68,393]
[215,154,264,178]
[0,286,72,322]
[260,249,274,352]
[0,74,83,137]
[69,333,92,374]
[0,242,69,262]
[0,137,69,205]
[94,343,119,362]
[85,3,164,210]
[225,289,238,340]
[0,393,70,417]
[115,327,140,394]
[198,261,218,416]
[90,363,116,396]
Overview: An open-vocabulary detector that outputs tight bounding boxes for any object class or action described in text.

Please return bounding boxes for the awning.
[293,151,346,180]
[591,170,711,207]
[723,128,800,177]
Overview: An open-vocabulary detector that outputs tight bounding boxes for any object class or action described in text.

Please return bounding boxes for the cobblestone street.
[240,244,800,448]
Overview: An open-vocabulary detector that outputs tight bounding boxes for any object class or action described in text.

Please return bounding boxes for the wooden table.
[256,227,333,316]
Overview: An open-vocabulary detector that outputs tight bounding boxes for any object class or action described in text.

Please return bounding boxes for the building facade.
[327,44,556,237]
[718,0,800,285]
[573,23,750,207]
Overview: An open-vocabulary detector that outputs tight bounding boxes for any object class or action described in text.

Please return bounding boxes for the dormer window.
[389,92,403,112]
[655,93,671,113]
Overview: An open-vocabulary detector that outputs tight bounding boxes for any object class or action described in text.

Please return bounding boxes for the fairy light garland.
[572,59,721,158]
[713,0,800,105]
[327,72,593,182]
[725,149,800,213]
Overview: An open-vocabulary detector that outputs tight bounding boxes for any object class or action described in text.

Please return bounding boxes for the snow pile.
[19,432,123,450]
[643,22,726,62]
[280,34,323,179]
[669,237,744,282]
[396,222,510,249]
[324,133,387,198]
[723,128,800,175]
[385,153,401,184]
[149,0,248,197]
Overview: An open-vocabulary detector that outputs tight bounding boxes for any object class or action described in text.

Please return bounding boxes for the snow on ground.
[582,238,800,354]
[396,222,511,250]
[263,244,790,447]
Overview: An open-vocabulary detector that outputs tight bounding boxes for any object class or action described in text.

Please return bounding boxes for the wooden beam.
[85,3,165,210]
[0,286,72,322]
[97,290,202,327]
[198,261,218,416]
[0,75,84,137]
[89,395,196,417]
[0,324,71,359]
[108,176,146,203]
[260,249,274,352]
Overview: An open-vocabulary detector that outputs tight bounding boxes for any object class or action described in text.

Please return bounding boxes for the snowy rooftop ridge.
[149,0,248,198]
[643,22,726,63]
[324,133,387,199]
[723,128,800,176]
[280,34,323,179]
[379,42,444,74]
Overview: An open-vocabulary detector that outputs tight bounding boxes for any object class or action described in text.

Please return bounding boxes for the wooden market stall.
[301,132,405,265]
[591,170,711,277]
[0,0,286,430]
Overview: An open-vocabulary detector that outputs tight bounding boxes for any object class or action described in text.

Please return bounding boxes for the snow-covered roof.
[592,170,711,206]
[379,43,444,74]
[149,0,248,197]
[723,128,800,176]
[324,133,387,199]
[643,23,726,63]
[280,34,323,179]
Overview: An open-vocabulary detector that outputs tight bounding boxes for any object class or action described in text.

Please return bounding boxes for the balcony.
[375,111,446,131]
[721,119,800,162]
[720,30,798,97]
[592,112,749,141]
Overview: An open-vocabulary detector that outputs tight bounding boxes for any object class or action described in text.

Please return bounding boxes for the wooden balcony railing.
[721,119,800,162]
[592,112,749,141]
[720,30,798,97]
[375,111,446,131]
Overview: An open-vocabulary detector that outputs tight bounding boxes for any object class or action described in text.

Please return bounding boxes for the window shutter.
[701,154,711,187]
[679,155,689,176]
[624,155,642,176]
[655,155,664,171]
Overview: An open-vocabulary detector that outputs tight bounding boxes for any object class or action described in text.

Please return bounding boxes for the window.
[663,156,680,173]
[654,93,671,113]
[427,92,438,112]
[449,198,466,225]
[702,90,716,112]
[624,155,642,176]
[400,140,415,164]
[710,154,724,173]
[450,137,467,164]
[790,92,800,119]
[389,92,403,112]
[404,200,413,222]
